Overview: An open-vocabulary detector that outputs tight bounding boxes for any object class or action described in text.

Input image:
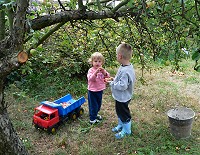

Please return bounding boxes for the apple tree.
[0,0,199,154]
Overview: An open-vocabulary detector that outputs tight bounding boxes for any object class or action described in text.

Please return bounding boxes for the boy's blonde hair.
[116,43,133,60]
[88,52,105,65]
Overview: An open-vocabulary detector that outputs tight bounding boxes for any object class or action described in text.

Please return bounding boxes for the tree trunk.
[0,10,6,40]
[0,79,28,155]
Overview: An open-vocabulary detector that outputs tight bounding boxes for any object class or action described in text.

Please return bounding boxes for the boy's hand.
[104,77,114,83]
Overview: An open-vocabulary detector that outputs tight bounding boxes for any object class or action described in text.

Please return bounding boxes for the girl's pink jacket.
[87,67,110,92]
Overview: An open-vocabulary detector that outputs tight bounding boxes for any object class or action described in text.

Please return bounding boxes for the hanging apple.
[30,49,37,56]
[146,1,155,8]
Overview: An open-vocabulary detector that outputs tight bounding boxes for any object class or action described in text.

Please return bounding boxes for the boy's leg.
[114,100,132,139]
[115,100,131,123]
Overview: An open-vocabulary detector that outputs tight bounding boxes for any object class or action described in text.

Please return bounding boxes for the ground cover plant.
[5,59,200,155]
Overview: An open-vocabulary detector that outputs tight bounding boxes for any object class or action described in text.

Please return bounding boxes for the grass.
[5,59,200,155]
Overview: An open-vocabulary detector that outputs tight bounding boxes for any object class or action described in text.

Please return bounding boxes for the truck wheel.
[47,127,57,134]
[78,108,84,116]
[34,124,38,129]
[70,112,77,120]
[51,128,56,134]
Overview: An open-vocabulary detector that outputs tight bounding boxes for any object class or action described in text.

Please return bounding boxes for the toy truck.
[33,94,86,133]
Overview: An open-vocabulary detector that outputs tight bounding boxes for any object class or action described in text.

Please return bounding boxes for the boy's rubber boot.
[112,118,123,132]
[115,121,131,139]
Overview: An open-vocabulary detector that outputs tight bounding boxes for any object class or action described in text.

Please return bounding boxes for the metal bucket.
[167,107,195,139]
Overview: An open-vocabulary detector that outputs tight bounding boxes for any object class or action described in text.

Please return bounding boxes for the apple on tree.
[146,0,155,8]
[30,49,37,56]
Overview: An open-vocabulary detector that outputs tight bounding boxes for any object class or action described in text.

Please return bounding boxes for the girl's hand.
[95,67,102,75]
[98,67,107,76]
[98,67,103,71]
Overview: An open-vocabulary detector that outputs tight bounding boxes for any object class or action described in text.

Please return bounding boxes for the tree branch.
[58,0,66,11]
[194,0,200,21]
[181,0,185,17]
[87,0,112,6]
[30,9,139,31]
[27,22,66,53]
[112,0,129,12]
[97,31,111,60]
[97,0,102,11]
[78,0,84,10]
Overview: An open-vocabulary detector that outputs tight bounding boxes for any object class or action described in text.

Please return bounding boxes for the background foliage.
[19,0,200,78]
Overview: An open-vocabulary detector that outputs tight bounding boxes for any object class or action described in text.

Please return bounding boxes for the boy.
[106,43,136,139]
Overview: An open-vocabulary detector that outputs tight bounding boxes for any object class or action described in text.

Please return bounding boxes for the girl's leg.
[88,90,99,121]
[96,91,103,120]
[96,91,103,113]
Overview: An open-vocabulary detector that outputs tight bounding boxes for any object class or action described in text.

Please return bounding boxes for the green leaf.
[195,65,200,72]
[192,49,200,61]
[150,150,154,155]
[0,0,5,5]
[127,0,134,8]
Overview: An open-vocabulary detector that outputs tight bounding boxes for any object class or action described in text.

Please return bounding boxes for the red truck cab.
[33,105,59,133]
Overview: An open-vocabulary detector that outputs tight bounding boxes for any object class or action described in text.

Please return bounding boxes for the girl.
[87,52,110,124]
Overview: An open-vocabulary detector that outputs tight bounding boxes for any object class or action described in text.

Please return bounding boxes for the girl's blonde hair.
[88,52,105,65]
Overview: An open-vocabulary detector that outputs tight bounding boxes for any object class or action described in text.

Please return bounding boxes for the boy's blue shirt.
[110,64,136,102]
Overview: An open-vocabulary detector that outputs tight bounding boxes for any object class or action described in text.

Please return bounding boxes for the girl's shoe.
[97,114,102,120]
[90,119,100,125]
